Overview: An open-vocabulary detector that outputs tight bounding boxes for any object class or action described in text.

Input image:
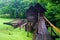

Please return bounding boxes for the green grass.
[0,18,32,40]
[0,18,60,40]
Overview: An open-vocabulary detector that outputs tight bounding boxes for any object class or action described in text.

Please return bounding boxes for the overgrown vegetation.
[0,0,60,27]
[0,18,32,40]
[0,18,60,40]
[0,0,60,40]
[37,0,60,28]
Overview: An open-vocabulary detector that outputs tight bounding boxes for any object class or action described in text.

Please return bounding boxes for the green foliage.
[0,0,35,18]
[0,0,60,28]
[37,0,60,28]
[0,18,32,40]
[50,0,60,4]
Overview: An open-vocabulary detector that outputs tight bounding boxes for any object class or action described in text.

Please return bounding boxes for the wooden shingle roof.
[34,3,47,13]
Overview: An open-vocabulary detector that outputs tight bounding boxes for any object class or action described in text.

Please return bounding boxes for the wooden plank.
[36,17,52,40]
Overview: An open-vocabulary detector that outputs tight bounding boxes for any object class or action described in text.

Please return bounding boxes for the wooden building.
[25,6,38,32]
[26,6,38,22]
[34,3,46,16]
[33,3,52,40]
[26,3,52,40]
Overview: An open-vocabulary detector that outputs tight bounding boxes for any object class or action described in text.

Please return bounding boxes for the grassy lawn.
[0,18,60,40]
[0,18,32,40]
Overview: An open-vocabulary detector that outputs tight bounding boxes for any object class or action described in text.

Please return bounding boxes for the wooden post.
[32,22,38,40]
[27,22,29,37]
[27,21,31,37]
[35,13,52,40]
